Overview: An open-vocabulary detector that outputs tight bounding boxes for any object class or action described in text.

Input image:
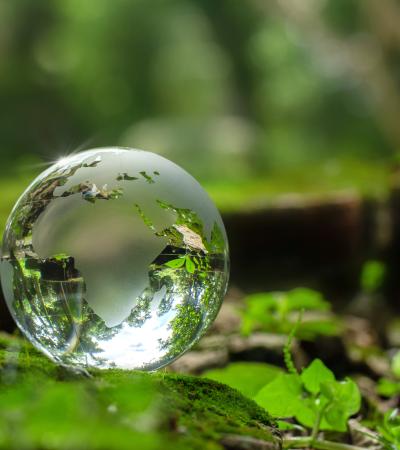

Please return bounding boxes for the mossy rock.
[0,333,280,450]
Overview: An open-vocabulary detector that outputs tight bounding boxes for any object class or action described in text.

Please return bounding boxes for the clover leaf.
[254,374,303,418]
[320,378,361,432]
[301,358,335,395]
[164,257,186,268]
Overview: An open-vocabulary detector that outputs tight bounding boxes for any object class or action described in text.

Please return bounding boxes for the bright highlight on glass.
[0,147,229,370]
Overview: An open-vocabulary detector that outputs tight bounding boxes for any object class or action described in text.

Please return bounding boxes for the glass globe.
[0,148,229,370]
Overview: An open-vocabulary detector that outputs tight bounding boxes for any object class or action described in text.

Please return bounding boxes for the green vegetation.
[0,157,391,238]
[199,278,399,450]
[241,287,341,340]
[1,1,400,448]
[0,175,32,239]
[0,333,279,450]
[255,358,361,433]
[378,409,400,450]
[161,374,279,450]
[360,260,387,294]
[204,159,391,212]
[378,351,400,398]
[0,277,398,449]
[204,362,283,398]
[0,1,397,184]
[200,337,387,450]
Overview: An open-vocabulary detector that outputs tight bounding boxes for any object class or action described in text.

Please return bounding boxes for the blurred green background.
[1,0,398,217]
[2,3,400,446]
[2,0,400,305]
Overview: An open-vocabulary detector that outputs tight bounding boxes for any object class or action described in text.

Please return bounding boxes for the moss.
[0,332,60,379]
[158,373,280,449]
[0,333,280,450]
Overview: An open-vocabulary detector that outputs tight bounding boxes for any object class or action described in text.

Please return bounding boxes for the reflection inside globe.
[0,148,229,370]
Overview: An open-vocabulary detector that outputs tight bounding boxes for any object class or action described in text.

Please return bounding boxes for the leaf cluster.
[241,288,341,340]
[255,358,361,433]
[377,409,400,450]
[164,255,206,274]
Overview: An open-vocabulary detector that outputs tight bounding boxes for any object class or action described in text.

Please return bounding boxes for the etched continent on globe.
[0,148,229,370]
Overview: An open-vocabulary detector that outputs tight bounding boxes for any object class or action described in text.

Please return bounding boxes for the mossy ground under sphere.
[0,333,280,450]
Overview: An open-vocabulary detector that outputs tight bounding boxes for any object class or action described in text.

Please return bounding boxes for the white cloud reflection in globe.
[0,148,229,370]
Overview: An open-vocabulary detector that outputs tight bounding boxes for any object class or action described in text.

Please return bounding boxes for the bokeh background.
[2,0,400,327]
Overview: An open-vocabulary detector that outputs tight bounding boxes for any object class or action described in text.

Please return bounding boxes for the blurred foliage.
[254,358,361,433]
[377,409,400,450]
[240,287,341,340]
[377,350,400,398]
[204,158,390,211]
[203,362,282,398]
[0,0,398,198]
[0,333,164,450]
[360,260,387,294]
[202,356,369,447]
[0,377,161,450]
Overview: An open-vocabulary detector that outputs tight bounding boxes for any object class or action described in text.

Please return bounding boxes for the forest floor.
[0,331,280,450]
[1,282,399,450]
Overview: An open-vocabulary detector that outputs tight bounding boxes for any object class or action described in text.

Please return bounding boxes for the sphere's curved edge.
[1,146,230,370]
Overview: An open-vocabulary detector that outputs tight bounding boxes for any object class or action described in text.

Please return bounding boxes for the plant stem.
[284,436,367,450]
[283,309,303,374]
[283,437,311,448]
[311,409,323,441]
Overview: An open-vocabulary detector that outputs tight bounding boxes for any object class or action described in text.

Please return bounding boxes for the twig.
[284,436,369,450]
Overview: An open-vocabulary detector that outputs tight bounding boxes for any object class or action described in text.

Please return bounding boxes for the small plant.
[164,254,209,273]
[206,284,398,449]
[377,350,400,397]
[360,260,386,294]
[256,359,362,446]
[205,316,380,449]
[255,335,363,450]
[377,409,400,450]
[240,287,341,340]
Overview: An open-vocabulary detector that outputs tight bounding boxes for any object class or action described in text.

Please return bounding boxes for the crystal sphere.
[0,148,229,370]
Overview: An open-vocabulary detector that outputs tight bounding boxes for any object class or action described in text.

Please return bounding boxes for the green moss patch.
[0,333,280,450]
[159,373,280,449]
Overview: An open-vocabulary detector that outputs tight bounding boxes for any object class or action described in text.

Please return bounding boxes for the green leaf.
[254,374,302,418]
[286,288,330,312]
[294,397,320,428]
[244,293,278,311]
[301,359,335,395]
[296,319,341,340]
[320,378,361,432]
[203,362,282,398]
[378,420,400,446]
[240,293,277,335]
[164,258,185,268]
[381,409,400,444]
[377,378,400,397]
[185,256,195,273]
[361,260,386,293]
[240,289,336,340]
[52,253,70,262]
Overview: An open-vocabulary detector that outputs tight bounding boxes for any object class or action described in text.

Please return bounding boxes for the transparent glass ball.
[0,148,229,370]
